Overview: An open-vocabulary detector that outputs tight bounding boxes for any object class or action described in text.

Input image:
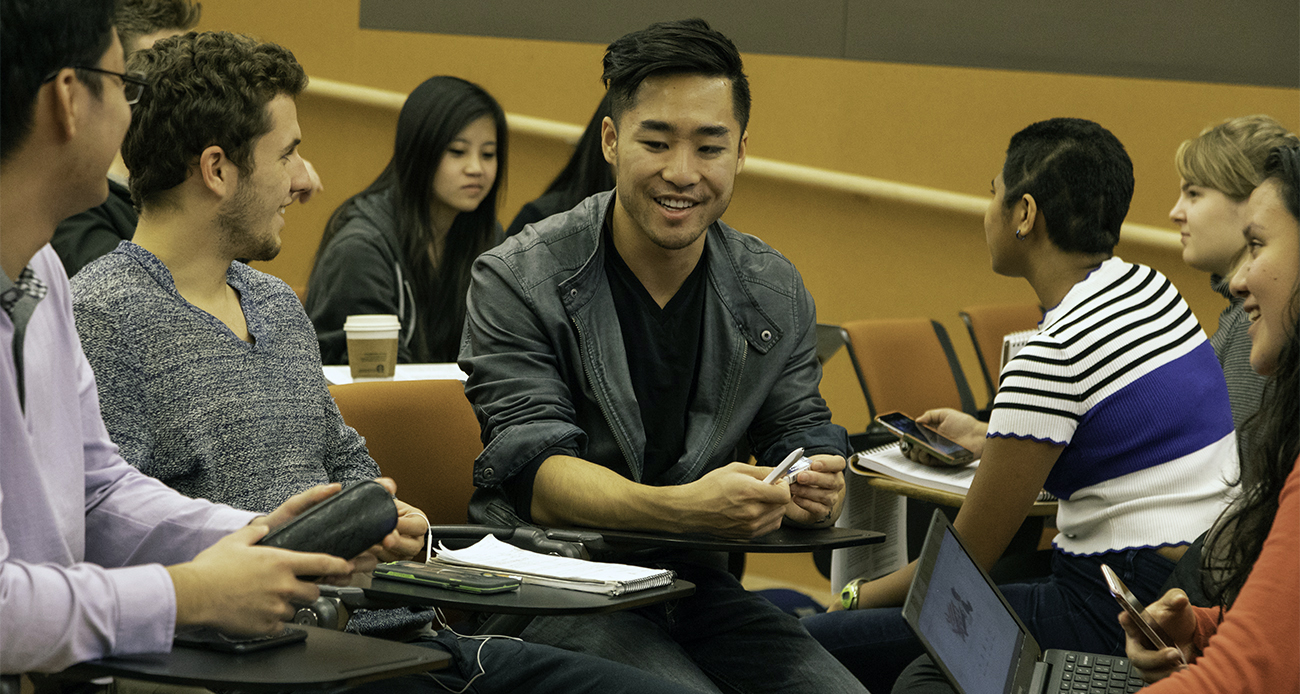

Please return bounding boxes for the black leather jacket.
[459,192,848,508]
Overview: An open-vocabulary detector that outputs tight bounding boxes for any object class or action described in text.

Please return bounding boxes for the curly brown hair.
[122,31,306,211]
[116,0,202,55]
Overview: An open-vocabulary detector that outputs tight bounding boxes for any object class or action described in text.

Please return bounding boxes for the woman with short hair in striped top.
[803,118,1238,693]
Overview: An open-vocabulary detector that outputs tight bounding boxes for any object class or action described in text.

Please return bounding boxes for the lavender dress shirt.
[1,246,256,673]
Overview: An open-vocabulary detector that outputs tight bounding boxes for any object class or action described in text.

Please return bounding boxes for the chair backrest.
[958,303,1042,405]
[839,318,976,421]
[329,379,481,526]
[815,322,847,365]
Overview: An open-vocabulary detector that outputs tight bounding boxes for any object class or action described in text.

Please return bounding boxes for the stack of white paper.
[432,535,674,596]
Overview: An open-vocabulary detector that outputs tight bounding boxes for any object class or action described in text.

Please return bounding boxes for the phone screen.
[876,413,970,459]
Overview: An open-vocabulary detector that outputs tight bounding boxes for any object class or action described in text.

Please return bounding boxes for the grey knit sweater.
[71,243,435,636]
[71,242,380,510]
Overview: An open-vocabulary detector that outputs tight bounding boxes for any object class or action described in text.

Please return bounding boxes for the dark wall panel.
[359,0,1298,88]
[359,0,848,59]
[843,0,1298,88]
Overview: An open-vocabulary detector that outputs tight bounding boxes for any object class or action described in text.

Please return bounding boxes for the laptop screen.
[911,525,1025,694]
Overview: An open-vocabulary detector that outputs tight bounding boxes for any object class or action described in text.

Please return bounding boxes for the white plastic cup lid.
[343,314,400,333]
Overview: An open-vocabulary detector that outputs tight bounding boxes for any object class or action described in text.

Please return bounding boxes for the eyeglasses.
[42,66,149,105]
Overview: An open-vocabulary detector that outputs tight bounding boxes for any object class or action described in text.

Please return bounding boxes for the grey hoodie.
[306,189,419,365]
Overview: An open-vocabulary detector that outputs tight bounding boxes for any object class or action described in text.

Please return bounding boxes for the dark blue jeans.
[802,548,1176,694]
[336,630,702,694]
[517,559,869,694]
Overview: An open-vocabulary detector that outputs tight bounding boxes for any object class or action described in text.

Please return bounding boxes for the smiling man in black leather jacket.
[459,19,863,694]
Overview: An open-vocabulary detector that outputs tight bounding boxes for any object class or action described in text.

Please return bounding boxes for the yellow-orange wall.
[199,2,1299,433]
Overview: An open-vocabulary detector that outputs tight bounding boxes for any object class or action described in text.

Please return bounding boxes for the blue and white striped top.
[989,257,1238,555]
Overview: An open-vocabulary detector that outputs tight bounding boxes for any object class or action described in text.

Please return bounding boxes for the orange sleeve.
[1145,463,1300,694]
[1188,604,1221,655]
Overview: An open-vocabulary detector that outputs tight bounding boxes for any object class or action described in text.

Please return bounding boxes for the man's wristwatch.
[839,578,868,610]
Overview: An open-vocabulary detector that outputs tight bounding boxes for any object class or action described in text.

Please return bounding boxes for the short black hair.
[116,0,201,55]
[602,18,751,132]
[123,31,306,210]
[1,0,118,162]
[1002,118,1134,255]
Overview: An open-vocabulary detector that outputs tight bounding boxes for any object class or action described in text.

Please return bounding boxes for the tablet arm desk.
[36,626,450,693]
[340,524,883,637]
[302,524,635,630]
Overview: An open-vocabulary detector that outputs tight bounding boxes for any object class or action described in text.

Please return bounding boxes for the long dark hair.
[313,76,507,362]
[1203,145,1300,608]
[541,91,614,212]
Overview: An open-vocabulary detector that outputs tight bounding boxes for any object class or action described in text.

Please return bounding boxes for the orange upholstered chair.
[958,303,1043,406]
[329,379,481,526]
[839,318,977,422]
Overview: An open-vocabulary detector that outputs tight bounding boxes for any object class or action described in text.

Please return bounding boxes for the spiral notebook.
[999,328,1040,371]
[431,535,675,596]
[851,443,1056,502]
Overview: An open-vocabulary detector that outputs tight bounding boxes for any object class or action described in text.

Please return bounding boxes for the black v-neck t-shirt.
[604,228,708,484]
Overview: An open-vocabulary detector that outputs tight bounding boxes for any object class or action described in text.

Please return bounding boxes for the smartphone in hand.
[875,412,974,465]
[1101,564,1176,653]
[764,447,810,484]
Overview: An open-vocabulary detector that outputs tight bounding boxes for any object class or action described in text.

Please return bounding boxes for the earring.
[1015,229,1025,240]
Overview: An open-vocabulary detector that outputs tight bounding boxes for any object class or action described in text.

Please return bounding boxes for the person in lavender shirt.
[0,0,392,677]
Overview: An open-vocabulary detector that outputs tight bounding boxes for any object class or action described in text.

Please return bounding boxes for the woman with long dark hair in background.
[307,75,507,363]
[505,92,613,237]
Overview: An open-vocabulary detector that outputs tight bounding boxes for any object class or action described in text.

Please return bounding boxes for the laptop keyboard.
[1055,652,1145,693]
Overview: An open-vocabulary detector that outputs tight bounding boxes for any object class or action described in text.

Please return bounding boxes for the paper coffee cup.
[344,314,400,382]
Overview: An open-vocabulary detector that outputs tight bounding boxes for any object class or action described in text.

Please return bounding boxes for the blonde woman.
[1169,115,1299,474]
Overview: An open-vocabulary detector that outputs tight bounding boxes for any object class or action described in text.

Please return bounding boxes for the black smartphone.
[257,480,397,565]
[374,561,522,594]
[875,412,974,465]
[174,625,308,653]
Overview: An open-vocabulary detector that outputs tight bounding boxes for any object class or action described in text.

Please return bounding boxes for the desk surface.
[366,577,695,615]
[59,625,450,691]
[323,363,466,385]
[863,474,1059,516]
[592,525,886,553]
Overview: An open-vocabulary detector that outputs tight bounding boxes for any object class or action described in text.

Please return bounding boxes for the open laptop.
[902,510,1145,694]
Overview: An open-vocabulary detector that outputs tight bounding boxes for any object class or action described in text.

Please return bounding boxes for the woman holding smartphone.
[803,119,1238,693]
[1116,146,1299,693]
[307,76,507,364]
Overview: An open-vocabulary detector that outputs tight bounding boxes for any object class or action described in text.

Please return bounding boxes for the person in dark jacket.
[505,92,614,237]
[49,0,202,278]
[459,19,862,694]
[307,76,507,364]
